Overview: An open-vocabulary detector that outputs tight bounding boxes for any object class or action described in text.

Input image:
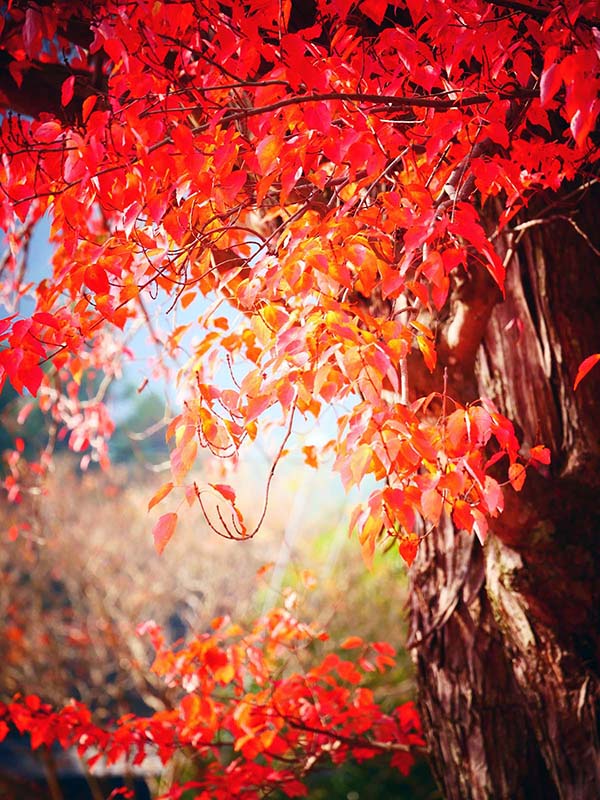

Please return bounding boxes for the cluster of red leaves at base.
[0,604,423,798]
[0,0,594,542]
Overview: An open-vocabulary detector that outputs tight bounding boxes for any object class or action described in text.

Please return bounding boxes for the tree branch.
[483,0,600,27]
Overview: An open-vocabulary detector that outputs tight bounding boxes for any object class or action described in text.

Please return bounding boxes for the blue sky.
[2,215,373,508]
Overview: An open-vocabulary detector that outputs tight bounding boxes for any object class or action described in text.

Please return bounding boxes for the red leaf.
[23,7,42,58]
[529,445,551,465]
[85,264,110,294]
[153,512,177,555]
[373,640,396,657]
[452,500,473,532]
[540,61,562,108]
[209,483,236,502]
[573,353,600,390]
[20,363,44,396]
[398,534,419,567]
[61,75,75,106]
[360,0,387,26]
[570,105,597,149]
[35,121,62,143]
[0,315,15,337]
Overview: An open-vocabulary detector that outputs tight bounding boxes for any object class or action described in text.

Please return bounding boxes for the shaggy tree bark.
[408,187,600,799]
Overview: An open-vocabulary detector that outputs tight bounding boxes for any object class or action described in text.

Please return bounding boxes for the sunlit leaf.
[148,481,174,511]
[152,512,178,555]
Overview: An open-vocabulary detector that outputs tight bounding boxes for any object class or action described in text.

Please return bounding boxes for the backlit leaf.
[148,481,174,511]
[152,512,178,555]
[529,446,551,465]
[61,75,75,106]
[398,534,419,567]
[209,483,236,503]
[573,353,600,390]
[341,636,364,650]
[508,463,526,492]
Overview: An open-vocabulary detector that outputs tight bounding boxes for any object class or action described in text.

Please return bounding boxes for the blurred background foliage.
[0,378,438,798]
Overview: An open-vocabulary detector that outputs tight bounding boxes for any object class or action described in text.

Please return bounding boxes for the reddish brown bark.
[409,188,600,799]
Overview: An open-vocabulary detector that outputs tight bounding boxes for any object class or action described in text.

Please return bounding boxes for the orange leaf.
[153,512,177,555]
[302,444,318,468]
[256,561,275,578]
[256,135,281,173]
[340,636,364,650]
[148,481,174,511]
[508,463,526,492]
[166,415,182,441]
[452,499,473,532]
[349,444,373,485]
[359,513,380,570]
[171,437,198,483]
[421,487,443,525]
[573,353,600,390]
[82,94,97,123]
[180,291,196,309]
[417,334,437,372]
[398,534,419,567]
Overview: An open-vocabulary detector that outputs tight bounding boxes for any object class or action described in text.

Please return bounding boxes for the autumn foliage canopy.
[1,0,599,794]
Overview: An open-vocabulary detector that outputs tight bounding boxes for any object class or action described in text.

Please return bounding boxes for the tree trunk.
[409,188,600,799]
